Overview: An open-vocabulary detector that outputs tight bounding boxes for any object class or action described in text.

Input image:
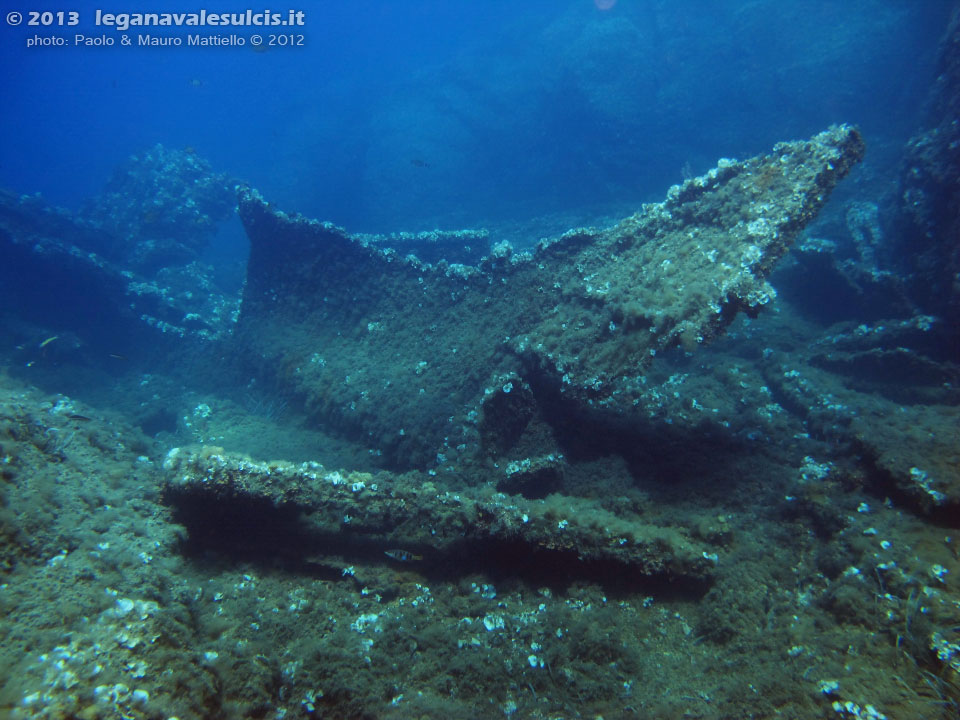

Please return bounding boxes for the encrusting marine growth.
[235,125,865,468]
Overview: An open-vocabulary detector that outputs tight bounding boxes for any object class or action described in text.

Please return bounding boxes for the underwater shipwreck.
[1,90,959,720]
[155,125,867,583]
[168,125,875,592]
[233,126,864,470]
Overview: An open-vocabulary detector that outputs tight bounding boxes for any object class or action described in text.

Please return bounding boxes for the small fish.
[410,158,430,168]
[66,414,93,422]
[384,549,422,563]
[107,353,127,361]
[38,335,59,349]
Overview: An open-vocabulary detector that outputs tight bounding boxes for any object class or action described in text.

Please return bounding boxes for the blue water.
[0,0,948,235]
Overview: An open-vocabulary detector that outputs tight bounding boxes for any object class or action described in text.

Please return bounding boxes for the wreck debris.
[774,234,914,324]
[497,454,566,500]
[235,126,865,467]
[162,446,716,586]
[478,373,537,457]
[760,318,960,516]
[0,188,237,346]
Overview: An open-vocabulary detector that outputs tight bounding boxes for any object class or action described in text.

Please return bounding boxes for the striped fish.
[384,549,422,563]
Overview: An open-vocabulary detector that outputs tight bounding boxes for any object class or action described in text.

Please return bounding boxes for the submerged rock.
[235,126,865,468]
[890,8,960,327]
[82,144,236,272]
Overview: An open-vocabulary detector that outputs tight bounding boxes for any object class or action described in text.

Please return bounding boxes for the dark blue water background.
[0,0,949,241]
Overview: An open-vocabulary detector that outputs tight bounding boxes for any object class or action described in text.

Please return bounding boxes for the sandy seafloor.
[0,279,958,719]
